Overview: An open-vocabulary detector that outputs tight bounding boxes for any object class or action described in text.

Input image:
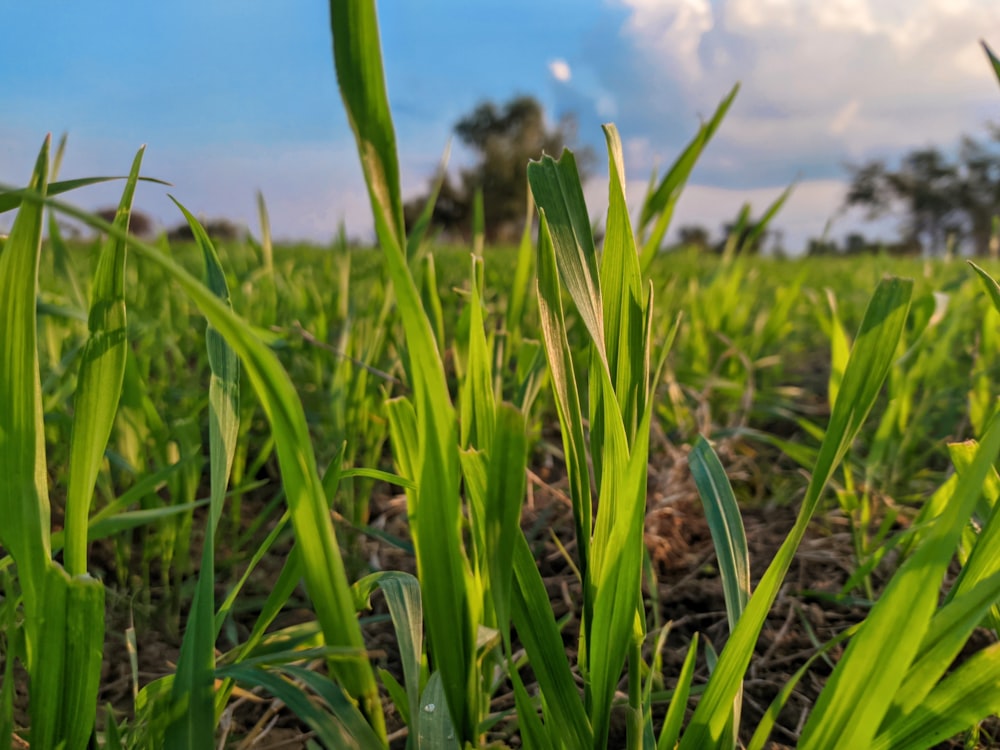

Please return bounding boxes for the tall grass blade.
[328,0,405,251]
[166,202,241,748]
[485,403,528,636]
[30,564,105,750]
[0,137,51,664]
[64,147,143,576]
[330,1,474,736]
[527,151,606,361]
[534,211,592,579]
[638,84,738,271]
[511,535,593,747]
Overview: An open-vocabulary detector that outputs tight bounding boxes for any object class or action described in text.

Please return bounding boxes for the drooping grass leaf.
[218,664,381,749]
[0,174,169,214]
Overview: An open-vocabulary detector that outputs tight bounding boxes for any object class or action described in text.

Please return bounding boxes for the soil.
[7,434,999,748]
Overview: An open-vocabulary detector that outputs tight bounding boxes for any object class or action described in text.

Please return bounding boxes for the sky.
[3,0,1000,253]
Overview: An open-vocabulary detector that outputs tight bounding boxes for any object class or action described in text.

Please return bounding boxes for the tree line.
[838,127,1000,256]
[407,95,1000,258]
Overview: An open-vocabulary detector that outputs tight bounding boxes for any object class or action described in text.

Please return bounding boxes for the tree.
[95,207,154,238]
[405,96,593,243]
[844,130,1000,256]
[676,224,711,251]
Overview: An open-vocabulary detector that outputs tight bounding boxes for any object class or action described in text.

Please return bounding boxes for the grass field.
[6,3,1000,749]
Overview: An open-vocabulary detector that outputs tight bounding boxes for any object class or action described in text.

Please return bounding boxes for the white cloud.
[549,58,572,83]
[620,0,714,80]
[608,0,1000,163]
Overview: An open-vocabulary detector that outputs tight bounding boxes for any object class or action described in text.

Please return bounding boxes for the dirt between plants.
[7,436,999,748]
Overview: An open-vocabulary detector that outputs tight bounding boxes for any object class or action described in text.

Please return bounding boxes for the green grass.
[5,7,1000,750]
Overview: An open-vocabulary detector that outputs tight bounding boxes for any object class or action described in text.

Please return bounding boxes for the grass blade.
[689,436,750,631]
[511,534,593,748]
[328,0,405,251]
[638,84,738,271]
[0,137,51,666]
[330,0,474,735]
[355,572,423,737]
[528,151,606,362]
[24,192,386,737]
[64,147,143,576]
[165,202,241,748]
[679,277,912,749]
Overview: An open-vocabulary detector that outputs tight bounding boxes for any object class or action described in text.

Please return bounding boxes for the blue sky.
[3,0,1000,252]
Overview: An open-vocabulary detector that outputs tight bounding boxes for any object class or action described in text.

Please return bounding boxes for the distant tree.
[957,131,1000,256]
[167,217,244,242]
[405,95,594,243]
[843,232,871,255]
[676,224,711,251]
[95,207,154,238]
[717,217,767,255]
[845,130,1000,255]
[806,236,838,257]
